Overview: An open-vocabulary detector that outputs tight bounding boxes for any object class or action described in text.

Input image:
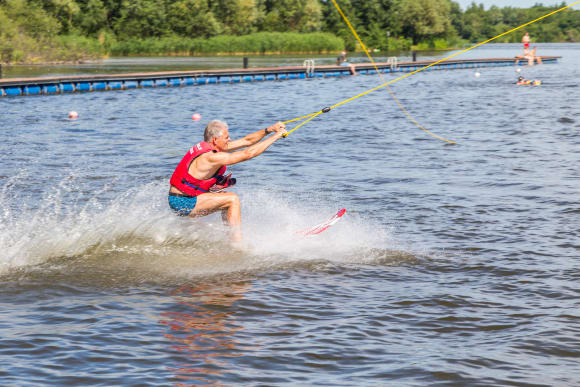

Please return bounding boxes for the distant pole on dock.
[0,64,2,79]
[243,57,249,69]
[412,51,417,62]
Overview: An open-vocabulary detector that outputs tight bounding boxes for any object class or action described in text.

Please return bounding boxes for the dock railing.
[386,57,398,70]
[303,60,315,77]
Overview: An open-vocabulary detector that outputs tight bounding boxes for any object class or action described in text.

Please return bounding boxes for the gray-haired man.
[169,120,286,245]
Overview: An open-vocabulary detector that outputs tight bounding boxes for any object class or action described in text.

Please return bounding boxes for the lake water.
[0,43,579,385]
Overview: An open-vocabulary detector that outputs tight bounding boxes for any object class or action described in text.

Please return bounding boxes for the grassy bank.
[412,37,468,51]
[0,35,105,64]
[1,32,345,64]
[109,32,345,56]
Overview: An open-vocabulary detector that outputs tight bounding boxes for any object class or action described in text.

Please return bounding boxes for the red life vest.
[170,141,227,196]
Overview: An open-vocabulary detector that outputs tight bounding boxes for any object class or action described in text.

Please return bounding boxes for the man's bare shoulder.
[204,150,230,164]
[190,151,224,176]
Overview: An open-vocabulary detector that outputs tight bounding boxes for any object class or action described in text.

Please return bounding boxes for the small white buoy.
[474,72,481,78]
[192,113,201,121]
[516,68,521,73]
[69,111,78,119]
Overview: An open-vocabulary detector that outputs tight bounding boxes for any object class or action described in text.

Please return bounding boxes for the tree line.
[1,0,579,63]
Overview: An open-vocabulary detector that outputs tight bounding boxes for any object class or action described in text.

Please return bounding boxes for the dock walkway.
[0,56,560,97]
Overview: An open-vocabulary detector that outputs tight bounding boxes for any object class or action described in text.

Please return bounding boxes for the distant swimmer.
[517,76,541,86]
[168,119,287,246]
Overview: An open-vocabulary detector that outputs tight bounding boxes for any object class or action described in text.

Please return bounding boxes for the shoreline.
[1,49,432,66]
[2,41,574,67]
[1,51,342,66]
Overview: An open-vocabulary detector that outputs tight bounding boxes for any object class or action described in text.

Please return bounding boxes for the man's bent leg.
[189,192,242,242]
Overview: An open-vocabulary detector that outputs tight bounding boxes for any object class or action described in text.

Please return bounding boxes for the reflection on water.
[161,282,250,385]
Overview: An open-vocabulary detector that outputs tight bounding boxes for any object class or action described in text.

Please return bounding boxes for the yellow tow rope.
[283,1,580,138]
[329,0,456,144]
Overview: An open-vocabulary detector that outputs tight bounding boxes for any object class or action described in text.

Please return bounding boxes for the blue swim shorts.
[168,193,197,216]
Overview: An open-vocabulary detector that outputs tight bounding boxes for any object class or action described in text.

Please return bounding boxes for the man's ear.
[210,137,219,150]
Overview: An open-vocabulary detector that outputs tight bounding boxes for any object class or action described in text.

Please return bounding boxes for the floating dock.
[0,56,560,97]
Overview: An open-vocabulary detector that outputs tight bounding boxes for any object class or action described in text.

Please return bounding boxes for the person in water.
[517,76,541,86]
[168,119,287,245]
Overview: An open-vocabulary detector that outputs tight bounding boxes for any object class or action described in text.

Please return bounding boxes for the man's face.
[213,128,230,151]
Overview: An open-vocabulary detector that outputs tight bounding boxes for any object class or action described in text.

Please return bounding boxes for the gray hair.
[204,120,228,142]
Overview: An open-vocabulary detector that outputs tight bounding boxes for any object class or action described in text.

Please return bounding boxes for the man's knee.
[224,192,240,207]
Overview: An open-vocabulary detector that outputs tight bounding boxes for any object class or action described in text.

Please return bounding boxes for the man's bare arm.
[227,122,285,151]
[210,131,285,166]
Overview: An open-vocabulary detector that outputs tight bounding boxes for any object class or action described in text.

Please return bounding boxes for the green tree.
[99,0,124,25]
[167,0,223,38]
[211,0,261,35]
[300,0,322,32]
[0,7,19,62]
[44,0,80,33]
[4,0,61,39]
[462,2,486,41]
[321,0,359,50]
[560,7,580,42]
[260,0,322,32]
[113,0,168,38]
[77,0,108,36]
[356,0,399,50]
[399,0,453,44]
[448,0,464,38]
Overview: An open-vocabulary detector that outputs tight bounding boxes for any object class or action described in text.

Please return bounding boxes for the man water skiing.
[168,120,287,245]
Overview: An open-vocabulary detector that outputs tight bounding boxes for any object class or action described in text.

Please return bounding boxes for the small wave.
[557,117,575,124]
[0,175,420,283]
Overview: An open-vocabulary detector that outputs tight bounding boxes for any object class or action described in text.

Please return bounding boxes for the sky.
[454,0,576,9]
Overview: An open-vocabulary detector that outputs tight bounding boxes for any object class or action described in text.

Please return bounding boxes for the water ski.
[297,208,346,236]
